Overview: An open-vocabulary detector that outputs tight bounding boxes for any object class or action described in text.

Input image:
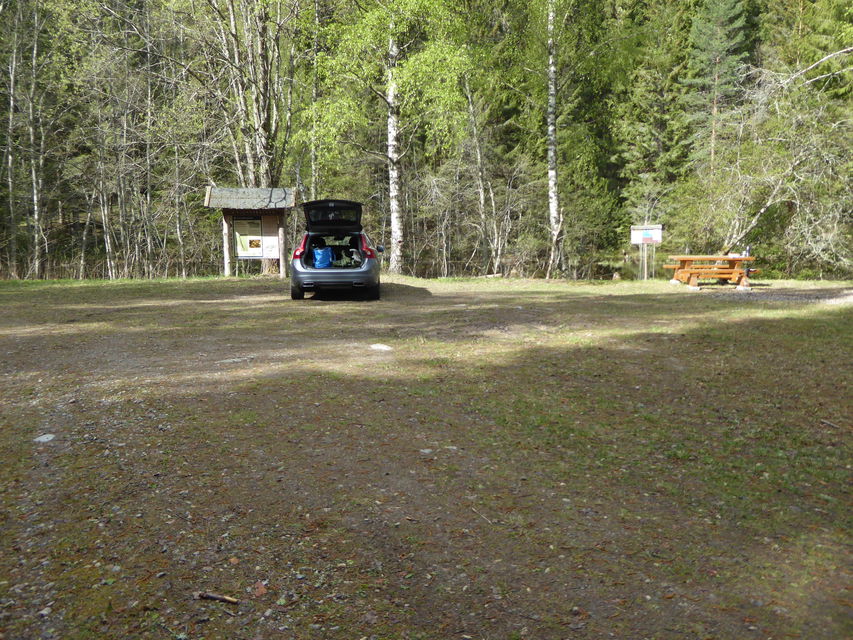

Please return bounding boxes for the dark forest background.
[0,0,850,280]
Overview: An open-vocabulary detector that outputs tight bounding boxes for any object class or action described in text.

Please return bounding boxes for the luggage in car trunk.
[302,233,363,269]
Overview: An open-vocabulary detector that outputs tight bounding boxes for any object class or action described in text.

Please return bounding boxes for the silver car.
[290,199,383,300]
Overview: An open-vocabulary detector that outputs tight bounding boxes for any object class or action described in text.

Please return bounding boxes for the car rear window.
[306,207,360,225]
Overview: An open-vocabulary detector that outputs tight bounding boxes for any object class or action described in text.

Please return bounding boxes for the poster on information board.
[233,218,263,258]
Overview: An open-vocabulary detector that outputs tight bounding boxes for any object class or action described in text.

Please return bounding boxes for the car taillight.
[360,234,376,259]
[292,235,308,259]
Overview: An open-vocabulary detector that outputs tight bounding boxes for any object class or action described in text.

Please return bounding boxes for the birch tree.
[544,0,563,278]
[319,0,468,274]
[507,0,621,277]
[1,2,21,278]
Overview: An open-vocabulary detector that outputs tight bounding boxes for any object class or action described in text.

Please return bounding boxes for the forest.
[0,0,850,281]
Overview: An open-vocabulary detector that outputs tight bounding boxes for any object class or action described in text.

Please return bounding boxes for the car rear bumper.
[290,261,380,290]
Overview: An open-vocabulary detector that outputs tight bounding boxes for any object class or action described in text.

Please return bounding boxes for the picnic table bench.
[664,255,759,290]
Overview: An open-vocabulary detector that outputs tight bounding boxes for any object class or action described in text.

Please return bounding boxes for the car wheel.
[290,286,304,300]
[366,284,380,300]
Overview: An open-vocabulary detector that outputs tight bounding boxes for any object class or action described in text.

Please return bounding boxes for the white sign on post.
[630,225,663,245]
[630,225,663,280]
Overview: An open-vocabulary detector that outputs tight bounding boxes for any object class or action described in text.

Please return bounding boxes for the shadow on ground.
[304,281,433,302]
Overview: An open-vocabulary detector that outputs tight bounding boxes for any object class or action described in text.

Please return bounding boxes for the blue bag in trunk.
[313,246,333,268]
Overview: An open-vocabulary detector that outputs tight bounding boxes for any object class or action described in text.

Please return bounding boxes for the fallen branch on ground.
[193,592,239,605]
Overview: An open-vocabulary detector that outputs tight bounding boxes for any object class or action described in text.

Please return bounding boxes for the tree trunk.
[711,65,719,172]
[310,0,320,200]
[176,209,187,278]
[27,99,43,280]
[5,23,18,279]
[464,77,491,274]
[100,188,116,280]
[222,214,233,276]
[545,0,563,279]
[26,4,44,280]
[78,203,93,280]
[387,33,403,274]
[174,149,187,278]
[144,14,155,278]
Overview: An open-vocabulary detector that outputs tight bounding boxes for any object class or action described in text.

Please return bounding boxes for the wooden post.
[222,213,233,276]
[278,213,286,278]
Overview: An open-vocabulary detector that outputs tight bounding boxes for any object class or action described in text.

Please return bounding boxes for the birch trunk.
[464,78,490,273]
[100,188,116,280]
[545,0,563,279]
[26,27,44,279]
[144,15,154,278]
[310,0,319,200]
[5,23,18,278]
[176,209,187,278]
[174,149,187,278]
[78,204,92,280]
[387,33,403,274]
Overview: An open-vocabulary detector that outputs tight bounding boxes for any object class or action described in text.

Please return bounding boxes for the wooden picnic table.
[664,255,758,289]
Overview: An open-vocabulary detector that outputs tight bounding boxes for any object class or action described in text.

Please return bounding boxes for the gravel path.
[699,285,853,304]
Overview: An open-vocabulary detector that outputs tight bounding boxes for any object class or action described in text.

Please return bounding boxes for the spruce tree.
[760,0,853,99]
[613,2,694,224]
[682,0,752,171]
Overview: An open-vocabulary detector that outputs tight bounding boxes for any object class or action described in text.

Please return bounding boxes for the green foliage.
[681,0,753,167]
[395,39,471,156]
[686,0,751,85]
[0,0,849,279]
[319,0,470,159]
[760,0,853,98]
[612,2,694,224]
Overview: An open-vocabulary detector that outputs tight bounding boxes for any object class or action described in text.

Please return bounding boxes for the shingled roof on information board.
[203,187,296,210]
